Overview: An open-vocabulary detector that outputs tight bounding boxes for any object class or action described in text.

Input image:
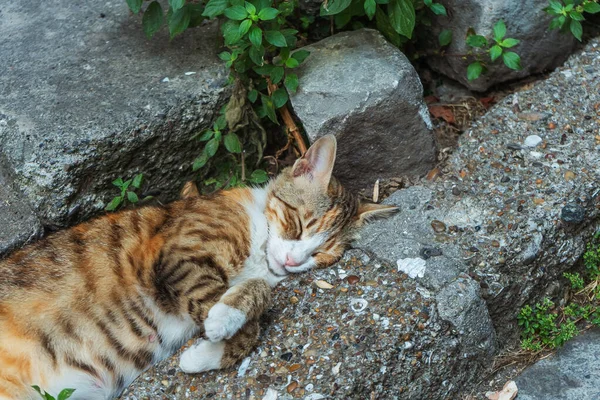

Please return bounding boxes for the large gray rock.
[0,170,42,256]
[0,0,227,227]
[289,29,436,191]
[423,0,577,92]
[517,328,600,400]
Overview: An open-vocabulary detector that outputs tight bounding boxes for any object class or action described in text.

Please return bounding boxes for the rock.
[0,170,42,256]
[560,203,585,224]
[516,329,600,400]
[524,135,543,148]
[0,0,227,227]
[289,29,436,191]
[422,0,576,92]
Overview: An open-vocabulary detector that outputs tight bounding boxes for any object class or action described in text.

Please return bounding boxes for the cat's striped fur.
[0,135,397,399]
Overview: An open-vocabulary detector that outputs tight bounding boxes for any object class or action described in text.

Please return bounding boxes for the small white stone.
[529,151,543,158]
[404,341,413,349]
[373,313,380,321]
[237,357,251,377]
[524,135,543,147]
[350,298,368,314]
[262,388,278,400]
[184,71,197,75]
[162,77,170,82]
[304,395,326,400]
[397,257,426,279]
[305,384,314,392]
[332,362,342,375]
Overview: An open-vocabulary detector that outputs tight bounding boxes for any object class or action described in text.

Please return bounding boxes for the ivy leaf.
[493,19,507,41]
[284,73,299,93]
[291,49,310,64]
[142,1,164,38]
[429,3,446,16]
[192,152,209,170]
[467,61,483,81]
[132,174,144,189]
[249,169,269,184]
[249,26,263,47]
[224,5,248,20]
[57,389,76,400]
[502,51,522,70]
[126,0,143,14]
[168,5,191,39]
[583,2,600,13]
[169,0,185,12]
[239,19,253,35]
[438,29,452,46]
[257,7,279,20]
[364,0,376,19]
[224,133,242,153]
[265,30,287,47]
[248,89,258,103]
[466,34,488,48]
[105,196,123,211]
[205,138,219,157]
[272,88,289,108]
[500,38,520,48]
[489,45,502,62]
[127,191,139,203]
[261,95,278,123]
[320,0,352,16]
[203,0,229,18]
[388,0,415,39]
[271,66,284,84]
[570,19,582,41]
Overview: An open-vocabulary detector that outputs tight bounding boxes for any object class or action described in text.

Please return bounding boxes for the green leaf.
[549,15,566,29]
[502,51,522,70]
[467,61,483,81]
[196,130,214,141]
[375,6,403,47]
[32,386,44,395]
[168,5,191,39]
[261,95,278,123]
[249,26,262,47]
[258,7,279,20]
[253,64,273,75]
[245,1,257,15]
[265,30,287,47]
[127,191,139,203]
[489,45,502,61]
[112,177,124,187]
[222,20,242,45]
[272,88,288,108]
[438,29,452,46]
[219,51,232,61]
[569,10,585,20]
[105,196,123,211]
[429,3,446,15]
[193,152,209,170]
[248,89,258,103]
[493,19,507,41]
[320,0,352,15]
[570,19,582,41]
[57,389,76,400]
[142,1,164,38]
[203,0,229,17]
[271,66,284,84]
[500,38,520,48]
[364,0,376,19]
[249,169,269,184]
[126,0,143,13]
[548,0,563,14]
[188,3,206,27]
[215,115,227,130]
[249,45,265,65]
[284,73,299,93]
[224,132,242,153]
[224,5,248,20]
[388,0,416,38]
[583,2,600,13]
[169,0,185,12]
[205,138,219,157]
[466,34,488,48]
[239,18,253,35]
[132,174,144,189]
[291,49,310,64]
[285,57,299,68]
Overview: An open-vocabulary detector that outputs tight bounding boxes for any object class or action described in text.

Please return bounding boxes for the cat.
[0,135,398,400]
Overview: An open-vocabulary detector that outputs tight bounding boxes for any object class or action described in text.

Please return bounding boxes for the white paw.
[204,303,247,342]
[179,339,225,373]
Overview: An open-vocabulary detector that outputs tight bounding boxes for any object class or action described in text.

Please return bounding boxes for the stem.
[266,79,308,155]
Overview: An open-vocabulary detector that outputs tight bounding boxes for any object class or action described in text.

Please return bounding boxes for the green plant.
[464,20,522,81]
[544,0,600,41]
[564,272,585,290]
[105,173,148,211]
[32,386,75,400]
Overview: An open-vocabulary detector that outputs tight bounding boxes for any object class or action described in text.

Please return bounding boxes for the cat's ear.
[355,202,399,226]
[292,135,337,189]
[181,181,200,199]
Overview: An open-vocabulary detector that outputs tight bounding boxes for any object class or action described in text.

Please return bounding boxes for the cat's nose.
[285,254,301,267]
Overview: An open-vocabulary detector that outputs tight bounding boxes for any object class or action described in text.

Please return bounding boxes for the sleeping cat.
[0,135,397,400]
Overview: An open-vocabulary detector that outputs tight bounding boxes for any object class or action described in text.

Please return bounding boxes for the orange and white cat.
[0,135,397,400]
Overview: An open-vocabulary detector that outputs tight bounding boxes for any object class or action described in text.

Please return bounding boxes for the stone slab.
[0,0,228,227]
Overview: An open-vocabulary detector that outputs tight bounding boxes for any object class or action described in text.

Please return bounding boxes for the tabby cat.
[0,135,397,400]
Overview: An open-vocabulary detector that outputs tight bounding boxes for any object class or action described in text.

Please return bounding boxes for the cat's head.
[264,135,398,276]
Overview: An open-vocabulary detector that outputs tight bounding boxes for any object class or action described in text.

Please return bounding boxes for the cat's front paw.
[204,303,247,342]
[179,339,225,373]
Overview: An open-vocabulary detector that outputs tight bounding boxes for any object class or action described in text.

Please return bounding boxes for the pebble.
[560,203,585,224]
[491,240,500,248]
[290,296,299,304]
[431,220,447,233]
[280,352,293,362]
[315,280,334,289]
[533,197,545,205]
[564,170,576,181]
[346,275,360,285]
[524,135,543,147]
[288,364,302,372]
[332,362,342,375]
